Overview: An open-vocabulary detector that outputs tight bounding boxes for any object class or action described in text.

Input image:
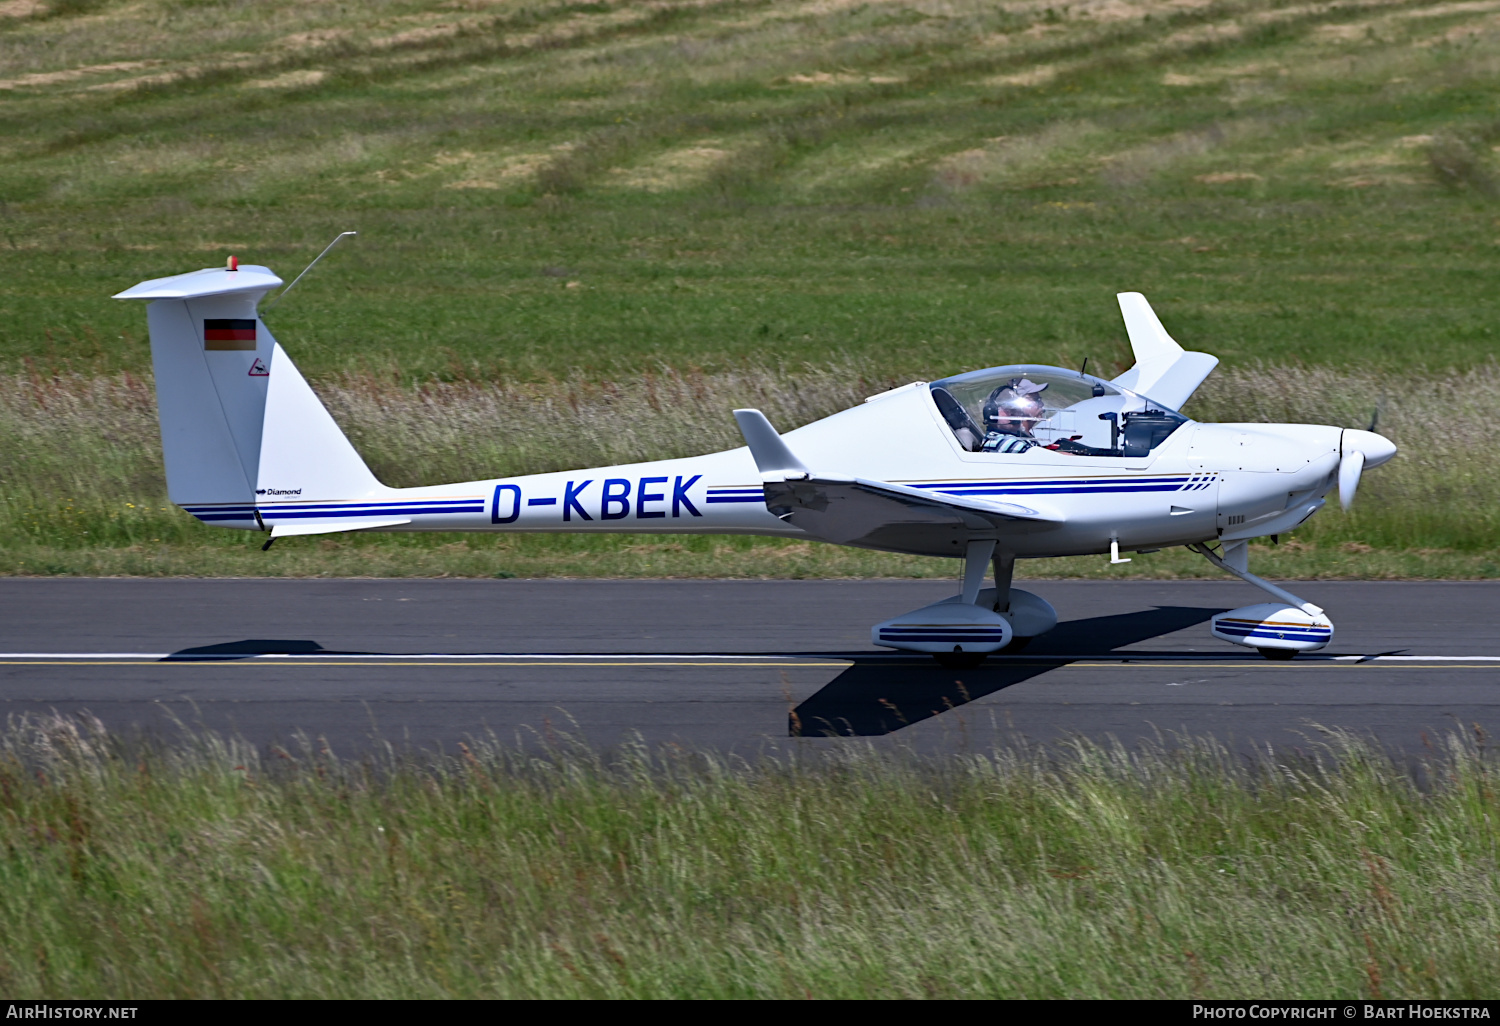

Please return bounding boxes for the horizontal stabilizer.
[269,517,410,539]
[733,409,810,480]
[1111,292,1218,411]
[114,265,284,301]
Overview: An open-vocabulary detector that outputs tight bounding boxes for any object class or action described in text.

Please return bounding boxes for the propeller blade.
[1339,450,1365,511]
[1367,407,1379,433]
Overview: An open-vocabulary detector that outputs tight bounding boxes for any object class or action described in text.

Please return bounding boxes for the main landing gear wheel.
[933,650,988,669]
[1257,647,1297,661]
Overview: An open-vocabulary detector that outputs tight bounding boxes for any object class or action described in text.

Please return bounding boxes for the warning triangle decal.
[248,358,269,377]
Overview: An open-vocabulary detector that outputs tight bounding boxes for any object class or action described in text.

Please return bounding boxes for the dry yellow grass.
[2,361,1498,576]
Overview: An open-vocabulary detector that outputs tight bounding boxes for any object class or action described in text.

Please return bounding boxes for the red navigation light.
[227,255,239,272]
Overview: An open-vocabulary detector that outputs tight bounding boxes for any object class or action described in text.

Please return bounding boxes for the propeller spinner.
[1338,428,1397,510]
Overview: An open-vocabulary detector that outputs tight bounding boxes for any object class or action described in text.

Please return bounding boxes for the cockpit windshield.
[929,365,1186,457]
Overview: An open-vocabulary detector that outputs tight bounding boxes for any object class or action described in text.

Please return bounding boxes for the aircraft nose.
[1342,428,1397,469]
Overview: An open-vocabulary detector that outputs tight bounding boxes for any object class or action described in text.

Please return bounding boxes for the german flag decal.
[204,318,256,351]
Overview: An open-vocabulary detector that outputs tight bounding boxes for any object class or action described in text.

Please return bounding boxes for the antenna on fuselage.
[1081,357,1105,397]
[262,231,358,314]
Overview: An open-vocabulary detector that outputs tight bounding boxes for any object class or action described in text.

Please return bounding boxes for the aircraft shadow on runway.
[163,609,1219,739]
[167,640,346,659]
[790,605,1221,738]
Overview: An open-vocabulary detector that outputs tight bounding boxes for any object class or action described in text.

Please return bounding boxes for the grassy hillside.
[3,0,1498,380]
[2,0,1498,576]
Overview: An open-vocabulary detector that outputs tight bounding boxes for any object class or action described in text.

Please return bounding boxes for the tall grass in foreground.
[2,362,1496,576]
[2,714,1498,998]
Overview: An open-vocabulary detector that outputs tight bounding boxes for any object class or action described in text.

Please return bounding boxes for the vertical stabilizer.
[115,264,383,528]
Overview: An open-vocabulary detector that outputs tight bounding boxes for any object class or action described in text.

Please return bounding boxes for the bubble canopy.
[928,364,1187,457]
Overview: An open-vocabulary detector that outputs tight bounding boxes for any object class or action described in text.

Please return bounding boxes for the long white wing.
[734,408,1064,549]
[1111,292,1218,411]
[761,476,1063,546]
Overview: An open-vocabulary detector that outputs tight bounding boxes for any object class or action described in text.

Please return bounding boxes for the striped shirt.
[981,433,1038,454]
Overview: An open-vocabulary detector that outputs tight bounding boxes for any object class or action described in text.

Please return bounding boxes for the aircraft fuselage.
[182,373,1346,561]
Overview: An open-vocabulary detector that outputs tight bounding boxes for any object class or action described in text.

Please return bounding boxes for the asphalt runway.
[2,578,1498,755]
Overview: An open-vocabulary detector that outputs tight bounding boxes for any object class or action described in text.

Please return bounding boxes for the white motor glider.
[115,260,1395,666]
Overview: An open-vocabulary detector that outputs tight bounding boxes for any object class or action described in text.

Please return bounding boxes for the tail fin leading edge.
[115,264,383,527]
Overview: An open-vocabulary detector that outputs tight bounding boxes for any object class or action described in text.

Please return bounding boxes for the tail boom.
[192,450,799,539]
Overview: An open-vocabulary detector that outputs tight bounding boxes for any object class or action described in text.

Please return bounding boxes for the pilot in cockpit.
[980,378,1048,453]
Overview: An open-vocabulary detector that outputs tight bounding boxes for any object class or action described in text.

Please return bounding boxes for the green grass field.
[2,715,1499,999]
[2,0,1498,576]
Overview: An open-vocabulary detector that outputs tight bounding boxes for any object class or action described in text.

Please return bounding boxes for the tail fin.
[115,264,383,528]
